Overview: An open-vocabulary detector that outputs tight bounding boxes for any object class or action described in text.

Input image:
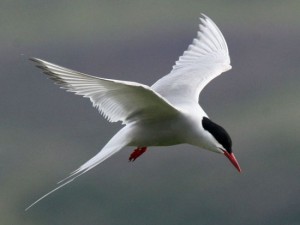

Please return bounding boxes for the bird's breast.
[129,116,187,147]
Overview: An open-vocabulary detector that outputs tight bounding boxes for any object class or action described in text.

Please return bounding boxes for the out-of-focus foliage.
[1,1,299,225]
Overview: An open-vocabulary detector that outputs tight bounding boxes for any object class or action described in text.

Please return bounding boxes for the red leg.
[129,147,147,162]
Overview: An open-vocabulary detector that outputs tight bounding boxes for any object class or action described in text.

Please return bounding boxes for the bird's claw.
[129,147,147,161]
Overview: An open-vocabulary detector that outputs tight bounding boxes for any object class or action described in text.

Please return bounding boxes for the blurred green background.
[1,0,300,224]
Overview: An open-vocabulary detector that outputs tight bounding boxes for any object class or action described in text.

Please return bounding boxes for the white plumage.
[26,14,240,210]
[152,14,231,104]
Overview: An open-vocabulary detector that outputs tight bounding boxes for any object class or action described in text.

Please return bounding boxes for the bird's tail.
[26,126,133,211]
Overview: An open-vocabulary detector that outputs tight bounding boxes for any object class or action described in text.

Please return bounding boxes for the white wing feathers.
[28,58,181,210]
[152,14,231,105]
[173,14,230,70]
[27,14,231,210]
[31,58,180,124]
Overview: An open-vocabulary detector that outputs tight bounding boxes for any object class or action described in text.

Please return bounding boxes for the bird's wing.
[152,14,231,106]
[31,58,180,124]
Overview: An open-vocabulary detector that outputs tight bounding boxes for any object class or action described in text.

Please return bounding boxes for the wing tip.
[199,13,212,24]
[199,13,208,19]
[172,14,230,71]
[29,57,42,64]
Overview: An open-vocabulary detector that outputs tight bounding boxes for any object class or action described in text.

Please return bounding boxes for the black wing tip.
[29,57,46,69]
[30,59,48,73]
[29,57,57,79]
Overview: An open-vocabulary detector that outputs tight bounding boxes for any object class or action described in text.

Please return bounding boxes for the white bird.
[26,14,241,210]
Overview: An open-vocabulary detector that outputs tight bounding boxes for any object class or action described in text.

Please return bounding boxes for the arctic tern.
[26,14,241,210]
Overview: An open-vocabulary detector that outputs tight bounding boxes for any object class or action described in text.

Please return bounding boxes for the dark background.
[1,1,300,224]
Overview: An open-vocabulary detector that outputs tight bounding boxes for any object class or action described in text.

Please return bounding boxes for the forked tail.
[26,126,132,210]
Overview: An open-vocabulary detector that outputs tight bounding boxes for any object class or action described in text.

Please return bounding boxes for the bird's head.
[202,117,241,172]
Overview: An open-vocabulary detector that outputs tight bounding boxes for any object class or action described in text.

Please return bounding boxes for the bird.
[26,14,241,210]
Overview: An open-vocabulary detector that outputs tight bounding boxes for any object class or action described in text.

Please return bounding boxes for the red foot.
[129,147,147,162]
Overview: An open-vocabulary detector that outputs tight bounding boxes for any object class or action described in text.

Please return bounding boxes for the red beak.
[223,151,241,172]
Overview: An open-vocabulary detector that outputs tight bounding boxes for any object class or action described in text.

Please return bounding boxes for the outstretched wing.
[152,14,231,106]
[31,58,180,124]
